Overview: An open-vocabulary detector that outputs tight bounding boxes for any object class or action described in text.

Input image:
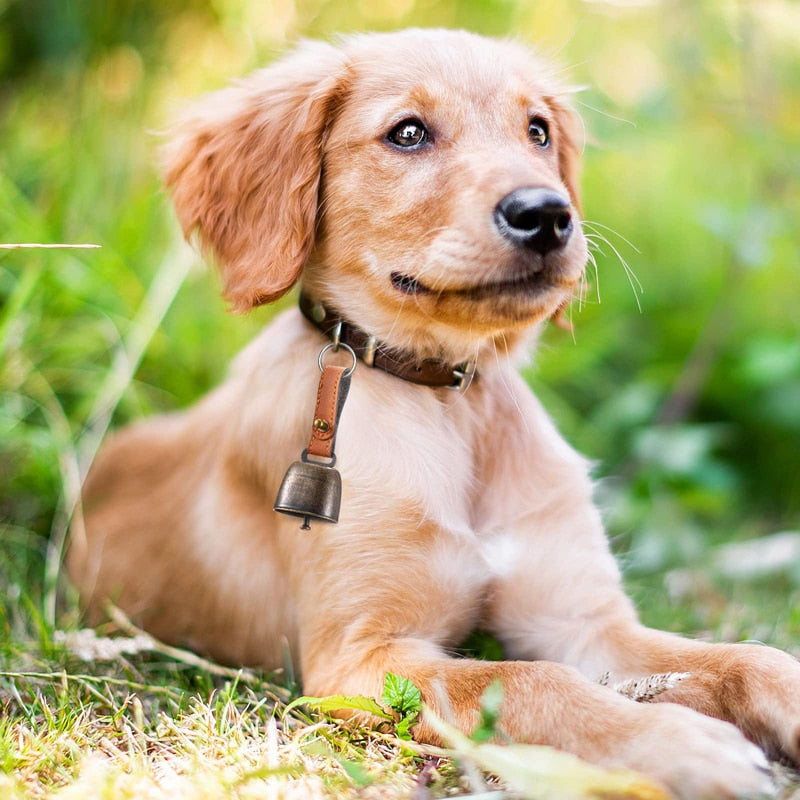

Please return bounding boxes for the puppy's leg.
[484,498,800,770]
[593,623,800,766]
[295,518,773,800]
[307,639,773,799]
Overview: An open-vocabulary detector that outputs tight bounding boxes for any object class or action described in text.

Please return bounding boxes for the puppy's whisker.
[574,98,637,129]
[585,249,601,305]
[607,240,643,311]
[582,219,641,254]
[582,220,642,311]
[566,301,577,344]
[577,233,602,306]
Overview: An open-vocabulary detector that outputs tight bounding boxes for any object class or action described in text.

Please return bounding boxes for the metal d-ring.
[318,341,357,377]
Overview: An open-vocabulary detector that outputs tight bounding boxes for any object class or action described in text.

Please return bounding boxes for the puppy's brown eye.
[387,119,428,148]
[528,117,550,147]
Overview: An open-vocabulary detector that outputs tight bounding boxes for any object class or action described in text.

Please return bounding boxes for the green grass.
[0,665,428,799]
[1,602,799,798]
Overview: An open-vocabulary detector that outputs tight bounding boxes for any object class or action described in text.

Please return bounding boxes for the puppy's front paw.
[656,643,800,765]
[721,644,800,765]
[621,703,776,800]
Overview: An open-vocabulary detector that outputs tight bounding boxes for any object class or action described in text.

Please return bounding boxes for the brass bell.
[273,452,342,530]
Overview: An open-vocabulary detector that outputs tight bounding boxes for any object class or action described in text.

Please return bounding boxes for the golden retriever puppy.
[68,29,800,799]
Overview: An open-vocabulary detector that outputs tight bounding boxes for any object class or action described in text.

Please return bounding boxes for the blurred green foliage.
[1,0,799,627]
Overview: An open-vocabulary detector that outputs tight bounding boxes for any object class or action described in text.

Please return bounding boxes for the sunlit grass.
[0,666,428,800]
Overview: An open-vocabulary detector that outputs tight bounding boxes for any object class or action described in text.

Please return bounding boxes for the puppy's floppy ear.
[548,97,584,215]
[163,41,350,311]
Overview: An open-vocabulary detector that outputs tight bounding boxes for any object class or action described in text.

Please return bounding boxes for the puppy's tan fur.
[68,30,800,799]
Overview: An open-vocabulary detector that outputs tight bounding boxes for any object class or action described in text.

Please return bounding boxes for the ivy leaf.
[382,673,422,717]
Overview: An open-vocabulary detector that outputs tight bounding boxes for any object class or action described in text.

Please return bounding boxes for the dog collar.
[298,291,477,390]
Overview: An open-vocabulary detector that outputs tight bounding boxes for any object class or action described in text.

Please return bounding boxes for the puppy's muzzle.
[495,187,574,257]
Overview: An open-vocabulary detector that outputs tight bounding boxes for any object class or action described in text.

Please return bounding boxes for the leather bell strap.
[306,364,351,460]
[298,292,477,390]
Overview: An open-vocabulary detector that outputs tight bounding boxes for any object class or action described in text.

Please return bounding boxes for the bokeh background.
[1,0,799,641]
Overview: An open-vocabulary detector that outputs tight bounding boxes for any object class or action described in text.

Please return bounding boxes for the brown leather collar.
[298,292,477,390]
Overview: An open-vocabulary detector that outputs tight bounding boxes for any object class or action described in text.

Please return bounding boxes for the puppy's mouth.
[390,268,555,300]
[391,272,431,295]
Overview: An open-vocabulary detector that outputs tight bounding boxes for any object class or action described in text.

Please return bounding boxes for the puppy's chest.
[335,381,518,573]
[336,382,482,522]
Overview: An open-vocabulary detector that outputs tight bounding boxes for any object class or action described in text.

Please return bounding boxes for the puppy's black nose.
[495,187,573,255]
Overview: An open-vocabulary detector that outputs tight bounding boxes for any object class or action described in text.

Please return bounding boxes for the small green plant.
[381,673,421,740]
[284,672,422,740]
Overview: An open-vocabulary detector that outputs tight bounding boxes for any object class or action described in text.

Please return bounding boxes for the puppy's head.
[165,30,587,359]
